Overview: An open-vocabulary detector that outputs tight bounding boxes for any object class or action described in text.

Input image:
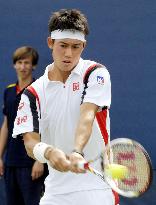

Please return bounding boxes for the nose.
[65,47,72,57]
[20,63,26,70]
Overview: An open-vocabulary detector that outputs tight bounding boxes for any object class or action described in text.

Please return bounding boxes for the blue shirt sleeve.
[2,89,7,115]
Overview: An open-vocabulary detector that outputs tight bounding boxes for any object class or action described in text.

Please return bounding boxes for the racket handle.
[77,161,89,170]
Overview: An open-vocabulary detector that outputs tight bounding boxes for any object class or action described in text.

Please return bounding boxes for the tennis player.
[12,9,118,205]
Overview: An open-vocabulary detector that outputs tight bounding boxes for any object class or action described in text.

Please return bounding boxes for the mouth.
[62,60,72,64]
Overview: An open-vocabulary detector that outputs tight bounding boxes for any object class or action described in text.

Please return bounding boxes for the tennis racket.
[78,138,153,198]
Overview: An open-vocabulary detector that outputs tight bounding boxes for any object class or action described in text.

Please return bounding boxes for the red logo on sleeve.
[18,102,24,110]
[16,116,27,125]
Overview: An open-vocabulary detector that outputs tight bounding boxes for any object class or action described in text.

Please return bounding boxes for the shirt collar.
[16,78,35,94]
[43,58,84,88]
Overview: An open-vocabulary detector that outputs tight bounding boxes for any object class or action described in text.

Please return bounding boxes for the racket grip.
[77,161,89,170]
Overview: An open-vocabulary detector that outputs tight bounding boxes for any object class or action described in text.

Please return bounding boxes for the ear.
[83,41,87,49]
[32,65,36,70]
[47,37,54,49]
[13,64,17,69]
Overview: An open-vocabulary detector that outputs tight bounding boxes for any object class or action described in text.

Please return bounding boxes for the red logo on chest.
[73,82,80,91]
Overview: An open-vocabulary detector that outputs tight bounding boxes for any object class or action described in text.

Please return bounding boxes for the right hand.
[31,161,44,180]
[47,148,71,172]
[69,152,86,173]
[0,158,4,176]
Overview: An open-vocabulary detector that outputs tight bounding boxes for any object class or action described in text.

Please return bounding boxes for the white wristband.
[33,142,52,163]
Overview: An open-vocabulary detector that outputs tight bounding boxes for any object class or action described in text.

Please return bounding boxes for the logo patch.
[16,116,27,125]
[73,82,80,91]
[97,76,104,85]
[18,102,24,110]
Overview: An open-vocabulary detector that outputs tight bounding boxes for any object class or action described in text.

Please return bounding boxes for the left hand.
[31,161,44,180]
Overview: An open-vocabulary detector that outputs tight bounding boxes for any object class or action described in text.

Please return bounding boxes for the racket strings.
[111,143,151,193]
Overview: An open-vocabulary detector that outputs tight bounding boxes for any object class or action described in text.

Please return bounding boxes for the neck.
[48,66,71,83]
[18,76,33,90]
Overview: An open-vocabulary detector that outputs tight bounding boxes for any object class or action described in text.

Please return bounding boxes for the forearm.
[23,132,40,159]
[0,117,8,158]
[23,132,71,171]
[74,102,98,152]
[74,118,92,152]
[23,132,54,163]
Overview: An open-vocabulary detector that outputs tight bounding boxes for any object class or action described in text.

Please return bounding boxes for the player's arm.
[0,89,9,163]
[0,116,8,157]
[0,116,8,176]
[23,131,71,172]
[23,132,45,180]
[74,102,99,153]
[70,102,99,173]
[70,66,111,173]
[23,132,40,159]
[14,89,70,172]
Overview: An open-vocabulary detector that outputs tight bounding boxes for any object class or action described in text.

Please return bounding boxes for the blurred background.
[0,0,156,204]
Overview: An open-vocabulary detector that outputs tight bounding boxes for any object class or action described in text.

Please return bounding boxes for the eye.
[60,44,66,48]
[25,61,30,65]
[73,45,80,49]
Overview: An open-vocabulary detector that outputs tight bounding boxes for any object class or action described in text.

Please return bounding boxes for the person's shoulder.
[82,59,109,74]
[6,83,16,89]
[4,83,16,92]
[31,76,44,87]
[25,77,43,97]
[25,69,47,97]
[3,83,16,98]
[32,64,51,86]
[82,59,96,67]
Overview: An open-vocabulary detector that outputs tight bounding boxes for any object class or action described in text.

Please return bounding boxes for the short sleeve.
[82,67,111,108]
[12,90,40,138]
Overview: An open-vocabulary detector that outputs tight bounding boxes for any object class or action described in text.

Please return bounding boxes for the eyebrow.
[59,41,81,46]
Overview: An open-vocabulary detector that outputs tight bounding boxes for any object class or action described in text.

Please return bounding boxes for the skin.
[14,57,34,89]
[47,37,86,82]
[0,57,44,180]
[23,38,99,173]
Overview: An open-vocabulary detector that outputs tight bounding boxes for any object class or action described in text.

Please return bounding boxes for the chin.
[62,65,74,72]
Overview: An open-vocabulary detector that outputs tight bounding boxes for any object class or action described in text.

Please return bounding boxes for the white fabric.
[12,58,112,195]
[12,94,35,136]
[82,68,111,107]
[33,142,52,163]
[40,189,115,205]
[51,29,86,42]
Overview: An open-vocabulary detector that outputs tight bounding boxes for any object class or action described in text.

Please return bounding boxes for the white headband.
[51,29,86,42]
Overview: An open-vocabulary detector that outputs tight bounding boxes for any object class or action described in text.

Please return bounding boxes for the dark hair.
[13,46,39,66]
[48,9,89,36]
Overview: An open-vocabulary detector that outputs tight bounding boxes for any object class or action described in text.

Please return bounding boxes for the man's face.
[48,38,86,72]
[14,57,34,80]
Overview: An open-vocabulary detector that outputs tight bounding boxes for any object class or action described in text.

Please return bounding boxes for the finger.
[31,171,37,180]
[58,161,71,172]
[0,166,4,176]
[70,163,86,173]
[37,171,43,178]
[31,175,35,180]
[0,170,3,176]
[0,172,3,176]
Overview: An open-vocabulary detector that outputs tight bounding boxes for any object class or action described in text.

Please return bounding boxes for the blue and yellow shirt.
[3,82,35,167]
